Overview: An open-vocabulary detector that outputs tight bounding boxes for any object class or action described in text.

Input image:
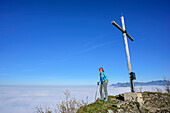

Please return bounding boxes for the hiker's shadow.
[116,94,124,101]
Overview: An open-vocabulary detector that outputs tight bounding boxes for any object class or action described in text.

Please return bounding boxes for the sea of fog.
[0,85,166,113]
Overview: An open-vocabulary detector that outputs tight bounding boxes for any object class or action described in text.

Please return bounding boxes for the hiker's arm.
[104,72,107,81]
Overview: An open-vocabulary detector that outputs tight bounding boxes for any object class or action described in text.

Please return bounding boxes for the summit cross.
[112,16,136,92]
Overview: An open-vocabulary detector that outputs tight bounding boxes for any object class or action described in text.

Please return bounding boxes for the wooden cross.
[112,16,136,92]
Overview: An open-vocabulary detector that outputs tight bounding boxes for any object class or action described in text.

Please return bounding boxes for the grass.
[77,95,123,113]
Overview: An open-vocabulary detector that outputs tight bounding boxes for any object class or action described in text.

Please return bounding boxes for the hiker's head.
[99,67,104,72]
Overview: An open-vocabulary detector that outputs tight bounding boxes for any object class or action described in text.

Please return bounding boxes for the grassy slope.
[77,94,124,113]
[77,92,170,113]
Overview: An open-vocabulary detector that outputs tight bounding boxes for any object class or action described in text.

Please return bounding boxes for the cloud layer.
[0,85,165,113]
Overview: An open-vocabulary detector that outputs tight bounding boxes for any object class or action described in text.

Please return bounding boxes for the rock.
[111,98,116,101]
[107,109,113,113]
[117,109,124,113]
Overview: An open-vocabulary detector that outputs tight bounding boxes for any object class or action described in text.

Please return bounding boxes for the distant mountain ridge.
[110,80,169,87]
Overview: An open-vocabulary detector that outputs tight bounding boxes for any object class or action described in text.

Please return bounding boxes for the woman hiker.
[97,67,108,102]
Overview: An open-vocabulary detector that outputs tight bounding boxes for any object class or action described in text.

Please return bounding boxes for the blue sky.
[0,0,170,85]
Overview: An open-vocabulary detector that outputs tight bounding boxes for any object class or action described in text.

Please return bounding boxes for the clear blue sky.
[0,0,170,85]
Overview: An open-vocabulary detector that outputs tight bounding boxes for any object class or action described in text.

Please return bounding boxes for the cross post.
[112,16,135,92]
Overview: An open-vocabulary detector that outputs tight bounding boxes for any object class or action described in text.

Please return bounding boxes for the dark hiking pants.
[100,83,108,100]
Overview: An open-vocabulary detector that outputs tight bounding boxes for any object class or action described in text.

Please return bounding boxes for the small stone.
[111,98,117,101]
[117,109,124,113]
[107,109,113,113]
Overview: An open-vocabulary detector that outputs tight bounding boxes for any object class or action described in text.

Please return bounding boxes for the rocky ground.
[77,92,170,113]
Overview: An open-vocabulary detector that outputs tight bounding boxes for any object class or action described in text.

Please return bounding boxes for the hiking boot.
[104,99,108,102]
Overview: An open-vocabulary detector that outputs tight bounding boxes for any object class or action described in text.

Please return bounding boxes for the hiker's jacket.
[99,72,107,84]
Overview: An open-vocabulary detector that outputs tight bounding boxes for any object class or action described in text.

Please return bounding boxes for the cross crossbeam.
[111,21,134,41]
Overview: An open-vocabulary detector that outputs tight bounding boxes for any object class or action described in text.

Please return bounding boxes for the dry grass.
[36,89,88,113]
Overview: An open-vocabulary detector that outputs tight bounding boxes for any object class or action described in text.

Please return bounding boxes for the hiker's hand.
[97,82,99,84]
[103,80,105,82]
